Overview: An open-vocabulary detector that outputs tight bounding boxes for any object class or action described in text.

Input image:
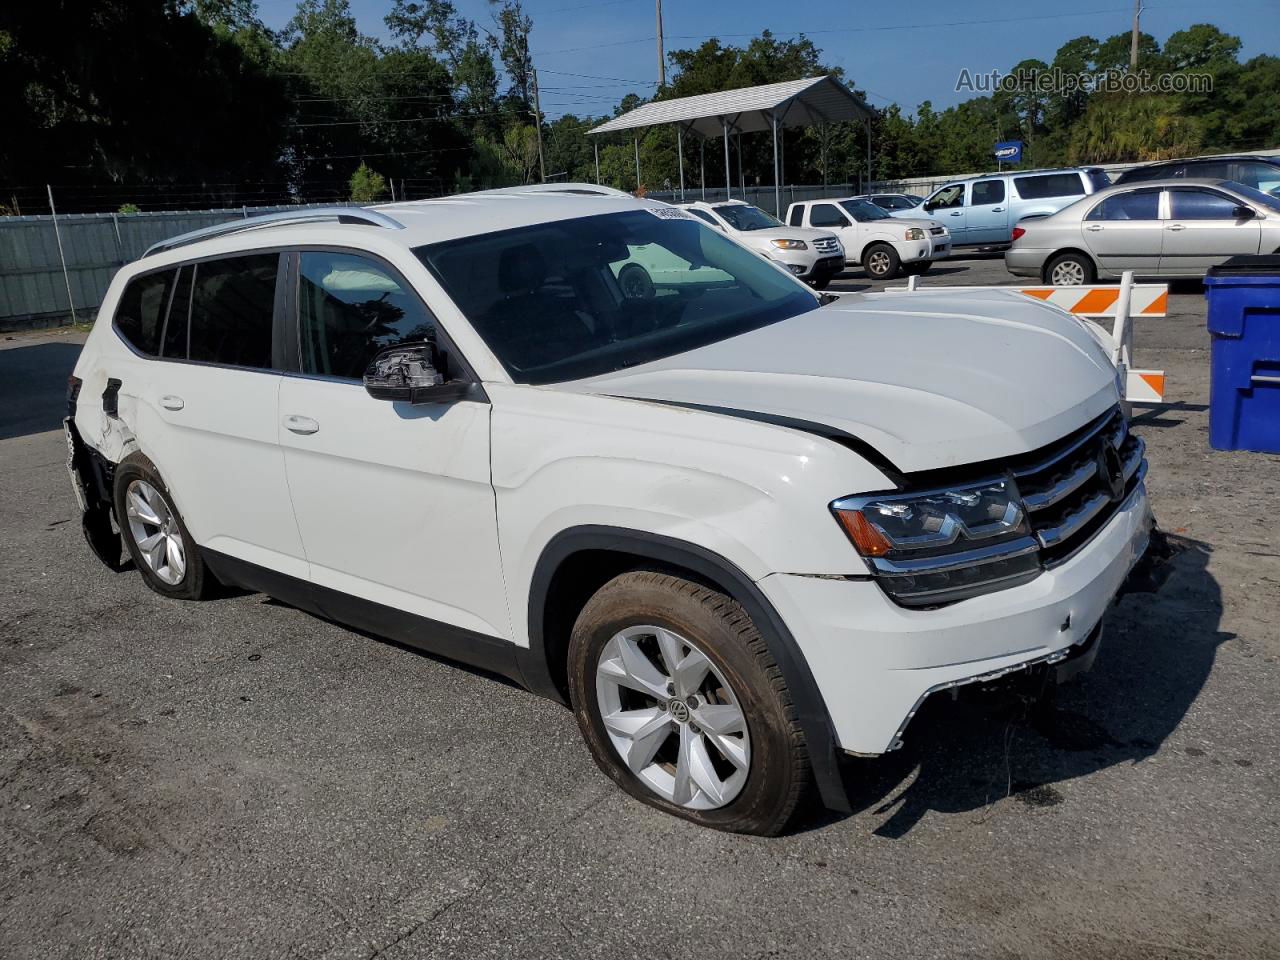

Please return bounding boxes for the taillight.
[1011,227,1026,242]
[66,374,83,413]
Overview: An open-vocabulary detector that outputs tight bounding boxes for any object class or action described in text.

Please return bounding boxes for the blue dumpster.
[1204,255,1280,453]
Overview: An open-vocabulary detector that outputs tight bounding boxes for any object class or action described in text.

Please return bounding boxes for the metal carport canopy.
[587,75,873,211]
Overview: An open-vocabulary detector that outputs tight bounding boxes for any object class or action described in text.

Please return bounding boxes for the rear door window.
[1014,173,1086,199]
[787,206,804,227]
[187,253,280,369]
[296,252,438,380]
[971,180,1005,205]
[1086,190,1161,221]
[114,269,176,356]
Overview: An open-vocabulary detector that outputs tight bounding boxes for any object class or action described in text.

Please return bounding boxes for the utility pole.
[1129,0,1142,70]
[532,68,546,183]
[656,0,666,87]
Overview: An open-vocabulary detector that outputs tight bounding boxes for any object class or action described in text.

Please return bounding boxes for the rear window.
[1086,169,1112,191]
[187,254,280,369]
[1014,173,1086,200]
[114,269,176,356]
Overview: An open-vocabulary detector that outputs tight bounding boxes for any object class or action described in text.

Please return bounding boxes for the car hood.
[735,226,838,245]
[888,216,946,232]
[565,289,1119,474]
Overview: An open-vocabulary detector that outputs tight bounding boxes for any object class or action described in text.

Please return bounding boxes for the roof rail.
[142,206,404,258]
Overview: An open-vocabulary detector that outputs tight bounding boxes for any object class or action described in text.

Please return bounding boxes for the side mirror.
[1233,205,1256,219]
[363,342,474,405]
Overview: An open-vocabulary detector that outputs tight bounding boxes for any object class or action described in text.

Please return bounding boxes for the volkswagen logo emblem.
[1098,443,1125,502]
[668,699,690,723]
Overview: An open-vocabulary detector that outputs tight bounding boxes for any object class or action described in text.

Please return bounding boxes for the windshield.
[712,204,781,231]
[414,210,819,385]
[1224,180,1280,211]
[839,199,893,222]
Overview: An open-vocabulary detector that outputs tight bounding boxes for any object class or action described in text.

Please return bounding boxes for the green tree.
[349,162,387,201]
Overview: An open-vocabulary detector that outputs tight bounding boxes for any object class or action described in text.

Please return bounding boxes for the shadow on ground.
[0,342,82,440]
[798,533,1223,837]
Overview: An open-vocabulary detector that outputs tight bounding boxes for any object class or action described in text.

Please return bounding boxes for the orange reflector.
[834,510,892,557]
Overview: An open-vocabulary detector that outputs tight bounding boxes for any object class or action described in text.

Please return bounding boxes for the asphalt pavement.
[1,260,1277,959]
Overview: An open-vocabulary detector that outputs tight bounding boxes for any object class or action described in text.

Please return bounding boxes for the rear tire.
[1044,251,1095,286]
[113,453,211,600]
[862,243,900,280]
[567,570,810,836]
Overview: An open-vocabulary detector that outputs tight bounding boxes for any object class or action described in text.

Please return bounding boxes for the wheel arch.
[1042,247,1098,283]
[519,525,850,813]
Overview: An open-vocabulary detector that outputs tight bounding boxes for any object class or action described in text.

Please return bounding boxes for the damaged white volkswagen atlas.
[66,186,1154,834]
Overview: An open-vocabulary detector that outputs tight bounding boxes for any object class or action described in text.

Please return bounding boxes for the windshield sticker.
[645,205,694,220]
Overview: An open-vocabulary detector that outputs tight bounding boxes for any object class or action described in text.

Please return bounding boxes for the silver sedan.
[1005,178,1280,285]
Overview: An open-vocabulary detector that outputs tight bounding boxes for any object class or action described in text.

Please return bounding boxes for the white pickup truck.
[786,197,950,279]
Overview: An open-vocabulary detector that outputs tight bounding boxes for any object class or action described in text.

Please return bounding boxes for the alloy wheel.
[1051,259,1086,285]
[124,479,186,585]
[595,625,750,810]
[866,250,891,277]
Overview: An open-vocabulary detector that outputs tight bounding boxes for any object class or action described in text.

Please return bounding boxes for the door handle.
[949,211,961,216]
[992,207,1005,212]
[1086,224,1103,232]
[283,415,320,435]
[159,395,184,411]
[1167,224,1185,231]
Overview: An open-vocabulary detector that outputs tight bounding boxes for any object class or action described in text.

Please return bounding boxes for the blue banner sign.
[994,140,1023,164]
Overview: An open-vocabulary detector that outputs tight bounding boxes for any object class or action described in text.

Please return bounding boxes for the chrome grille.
[929,226,947,236]
[1014,408,1145,566]
[858,406,1147,608]
[813,237,840,253]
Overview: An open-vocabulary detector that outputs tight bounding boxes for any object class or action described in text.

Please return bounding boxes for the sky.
[256,0,1279,120]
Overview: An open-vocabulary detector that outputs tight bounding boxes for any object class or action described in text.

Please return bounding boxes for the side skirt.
[202,549,523,685]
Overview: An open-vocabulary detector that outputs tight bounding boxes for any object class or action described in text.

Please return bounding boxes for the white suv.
[786,197,950,279]
[676,199,845,289]
[67,186,1154,835]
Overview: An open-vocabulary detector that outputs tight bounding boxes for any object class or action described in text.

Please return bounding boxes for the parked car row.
[1006,177,1280,284]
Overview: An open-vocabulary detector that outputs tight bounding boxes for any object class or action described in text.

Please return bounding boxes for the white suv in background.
[786,197,950,279]
[67,186,1154,835]
[677,199,845,289]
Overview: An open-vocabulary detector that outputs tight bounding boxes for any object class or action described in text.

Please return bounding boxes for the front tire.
[113,453,211,600]
[568,571,810,835]
[809,276,832,290]
[862,243,900,280]
[618,263,655,299]
[1044,251,1095,286]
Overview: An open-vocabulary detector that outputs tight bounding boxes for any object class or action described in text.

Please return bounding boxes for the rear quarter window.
[1014,173,1086,200]
[113,269,176,356]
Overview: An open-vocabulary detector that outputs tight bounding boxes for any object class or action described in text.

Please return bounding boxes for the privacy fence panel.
[0,204,344,331]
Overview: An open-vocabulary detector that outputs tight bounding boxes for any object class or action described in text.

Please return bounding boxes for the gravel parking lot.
[2,256,1277,959]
